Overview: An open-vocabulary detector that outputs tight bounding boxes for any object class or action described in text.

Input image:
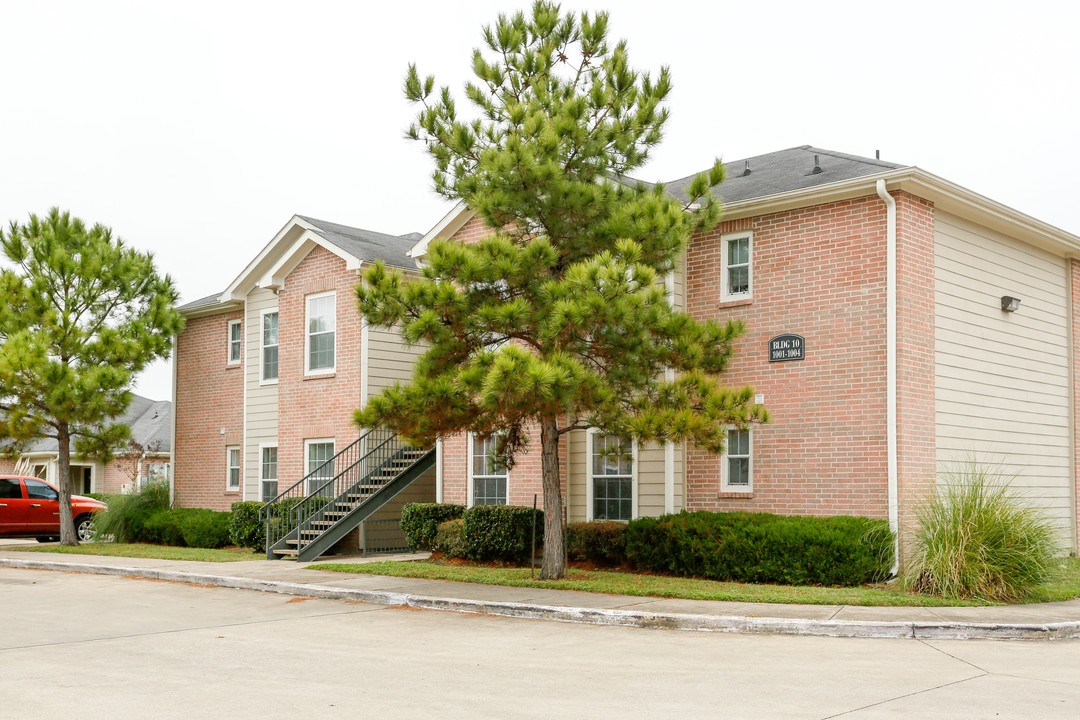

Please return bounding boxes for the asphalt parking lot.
[4,568,1079,719]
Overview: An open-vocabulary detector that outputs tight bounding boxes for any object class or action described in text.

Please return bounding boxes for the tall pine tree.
[0,208,183,545]
[357,2,766,579]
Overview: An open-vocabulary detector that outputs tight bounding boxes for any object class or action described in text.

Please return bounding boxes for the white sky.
[3,1,1077,401]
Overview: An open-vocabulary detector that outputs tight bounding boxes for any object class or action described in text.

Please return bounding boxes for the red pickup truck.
[0,475,107,542]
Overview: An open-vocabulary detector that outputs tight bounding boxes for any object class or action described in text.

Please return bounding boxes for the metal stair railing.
[293,431,426,557]
[260,427,383,558]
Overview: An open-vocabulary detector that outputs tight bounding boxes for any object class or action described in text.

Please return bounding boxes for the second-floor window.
[227,320,242,365]
[262,311,279,382]
[721,232,752,300]
[306,292,336,374]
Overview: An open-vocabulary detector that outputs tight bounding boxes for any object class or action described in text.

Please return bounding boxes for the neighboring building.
[171,216,434,545]
[173,146,1080,560]
[0,394,171,494]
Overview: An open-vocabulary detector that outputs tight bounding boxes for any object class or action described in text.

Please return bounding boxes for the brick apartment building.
[172,146,1080,556]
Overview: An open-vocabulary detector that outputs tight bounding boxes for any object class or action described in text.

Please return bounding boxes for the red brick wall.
[99,454,172,494]
[276,246,364,486]
[894,192,937,558]
[0,458,16,475]
[685,195,891,518]
[173,310,244,510]
[440,424,568,512]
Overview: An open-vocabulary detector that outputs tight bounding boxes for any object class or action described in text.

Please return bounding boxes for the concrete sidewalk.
[2,546,1079,641]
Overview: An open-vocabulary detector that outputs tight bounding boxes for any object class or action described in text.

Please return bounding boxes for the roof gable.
[179,215,421,314]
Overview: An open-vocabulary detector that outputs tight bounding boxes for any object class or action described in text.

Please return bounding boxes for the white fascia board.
[722,167,1080,257]
[221,215,315,301]
[258,230,362,289]
[408,201,475,258]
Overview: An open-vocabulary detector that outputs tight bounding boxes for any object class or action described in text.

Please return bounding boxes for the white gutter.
[876,179,900,577]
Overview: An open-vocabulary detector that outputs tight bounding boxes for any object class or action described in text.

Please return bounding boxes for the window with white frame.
[590,433,633,521]
[226,446,241,491]
[261,445,278,501]
[306,440,335,495]
[721,232,752,300]
[262,311,279,382]
[722,428,752,491]
[227,320,242,365]
[306,293,336,373]
[470,434,508,506]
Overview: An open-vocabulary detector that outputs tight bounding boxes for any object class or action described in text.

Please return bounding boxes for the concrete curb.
[5,558,1079,641]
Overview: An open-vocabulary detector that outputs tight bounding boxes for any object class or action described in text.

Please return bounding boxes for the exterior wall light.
[1000,296,1021,312]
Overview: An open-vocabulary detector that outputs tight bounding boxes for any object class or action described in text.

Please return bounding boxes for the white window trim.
[720,231,753,302]
[305,290,337,376]
[720,427,754,493]
[227,319,242,365]
[466,432,510,508]
[259,442,279,501]
[260,308,279,385]
[585,428,638,522]
[225,446,241,492]
[304,438,336,493]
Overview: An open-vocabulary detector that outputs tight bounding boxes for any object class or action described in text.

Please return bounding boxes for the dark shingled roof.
[21,394,172,454]
[662,145,905,204]
[177,292,226,313]
[298,216,420,270]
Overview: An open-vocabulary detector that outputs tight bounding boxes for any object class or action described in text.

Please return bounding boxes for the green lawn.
[6,543,259,563]
[314,557,1080,607]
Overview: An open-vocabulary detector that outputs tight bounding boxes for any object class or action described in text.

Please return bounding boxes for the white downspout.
[169,341,178,507]
[876,179,900,577]
[435,436,444,503]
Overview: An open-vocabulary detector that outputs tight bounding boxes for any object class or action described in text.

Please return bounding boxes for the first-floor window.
[261,446,278,501]
[226,446,241,491]
[722,428,752,491]
[470,434,508,506]
[306,440,335,495]
[591,434,633,521]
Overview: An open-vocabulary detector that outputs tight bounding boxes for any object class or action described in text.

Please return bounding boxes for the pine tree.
[357,2,766,579]
[0,208,183,545]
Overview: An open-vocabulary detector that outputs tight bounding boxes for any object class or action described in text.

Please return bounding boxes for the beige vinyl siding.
[365,325,424,398]
[567,429,588,522]
[934,211,1073,544]
[635,442,666,517]
[671,249,686,311]
[245,288,279,500]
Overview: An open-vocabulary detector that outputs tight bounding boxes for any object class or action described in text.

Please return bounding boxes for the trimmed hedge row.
[403,503,544,563]
[401,503,465,551]
[626,511,893,586]
[129,508,232,548]
[566,521,628,566]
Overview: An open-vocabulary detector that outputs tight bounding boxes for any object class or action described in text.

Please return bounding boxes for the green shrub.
[904,463,1059,601]
[179,509,232,549]
[230,501,265,551]
[91,481,171,543]
[433,519,467,558]
[462,504,544,563]
[142,508,186,546]
[401,503,466,550]
[625,511,893,586]
[566,521,627,566]
[86,493,120,504]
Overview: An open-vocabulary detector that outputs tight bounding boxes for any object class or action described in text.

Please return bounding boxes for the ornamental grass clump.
[904,463,1059,602]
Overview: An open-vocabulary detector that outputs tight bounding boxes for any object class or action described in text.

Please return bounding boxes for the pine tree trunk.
[539,416,566,580]
[56,424,78,546]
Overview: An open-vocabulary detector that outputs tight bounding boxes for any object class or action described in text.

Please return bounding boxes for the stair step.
[273,548,298,557]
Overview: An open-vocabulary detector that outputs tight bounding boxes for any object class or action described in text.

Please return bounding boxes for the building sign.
[769,334,805,362]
